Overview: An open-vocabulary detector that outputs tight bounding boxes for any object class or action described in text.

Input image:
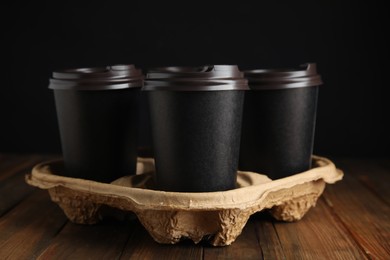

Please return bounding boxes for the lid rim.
[49,82,142,91]
[248,81,322,90]
[49,64,144,90]
[244,63,322,90]
[144,65,248,91]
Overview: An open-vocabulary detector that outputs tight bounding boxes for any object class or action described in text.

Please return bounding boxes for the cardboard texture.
[26,156,342,246]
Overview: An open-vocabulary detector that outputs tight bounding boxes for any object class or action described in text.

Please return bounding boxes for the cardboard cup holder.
[26,156,342,246]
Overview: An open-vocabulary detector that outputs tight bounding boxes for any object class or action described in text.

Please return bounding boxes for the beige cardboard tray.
[26,155,342,246]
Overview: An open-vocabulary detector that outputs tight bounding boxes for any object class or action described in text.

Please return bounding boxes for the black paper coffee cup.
[239,63,322,179]
[49,65,143,183]
[144,65,248,192]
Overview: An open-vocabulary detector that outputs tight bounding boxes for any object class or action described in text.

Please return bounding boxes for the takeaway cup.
[144,65,248,192]
[49,65,143,183]
[239,63,322,179]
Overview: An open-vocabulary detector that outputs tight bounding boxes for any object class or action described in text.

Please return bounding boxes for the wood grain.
[0,154,46,182]
[254,213,286,259]
[1,154,389,259]
[120,222,203,260]
[0,191,67,259]
[323,172,390,259]
[0,154,28,173]
[0,156,44,216]
[37,218,135,260]
[335,158,390,205]
[273,199,366,259]
[203,220,263,260]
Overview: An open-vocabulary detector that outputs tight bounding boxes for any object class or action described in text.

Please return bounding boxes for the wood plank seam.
[0,156,44,182]
[51,219,69,240]
[0,188,37,218]
[0,178,37,218]
[320,196,372,259]
[271,222,287,260]
[35,220,70,259]
[0,190,69,259]
[118,221,152,259]
[256,231,267,260]
[116,223,137,260]
[355,178,390,208]
[334,158,390,206]
[253,226,265,260]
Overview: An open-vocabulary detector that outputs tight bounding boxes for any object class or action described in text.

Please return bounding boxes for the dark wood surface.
[0,154,389,259]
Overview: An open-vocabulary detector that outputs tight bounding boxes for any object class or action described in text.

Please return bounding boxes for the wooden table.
[0,154,389,259]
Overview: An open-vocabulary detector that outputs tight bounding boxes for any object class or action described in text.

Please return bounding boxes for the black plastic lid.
[49,65,144,90]
[143,65,249,91]
[244,63,323,90]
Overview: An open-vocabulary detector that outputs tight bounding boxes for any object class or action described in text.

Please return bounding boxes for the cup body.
[144,65,248,192]
[148,91,244,192]
[49,65,143,183]
[239,63,322,179]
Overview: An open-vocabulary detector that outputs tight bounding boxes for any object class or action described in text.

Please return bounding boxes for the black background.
[1,1,389,156]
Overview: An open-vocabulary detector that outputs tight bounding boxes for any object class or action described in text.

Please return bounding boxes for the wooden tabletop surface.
[0,154,389,259]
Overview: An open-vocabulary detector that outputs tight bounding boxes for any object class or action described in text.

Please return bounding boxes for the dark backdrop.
[1,1,389,156]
